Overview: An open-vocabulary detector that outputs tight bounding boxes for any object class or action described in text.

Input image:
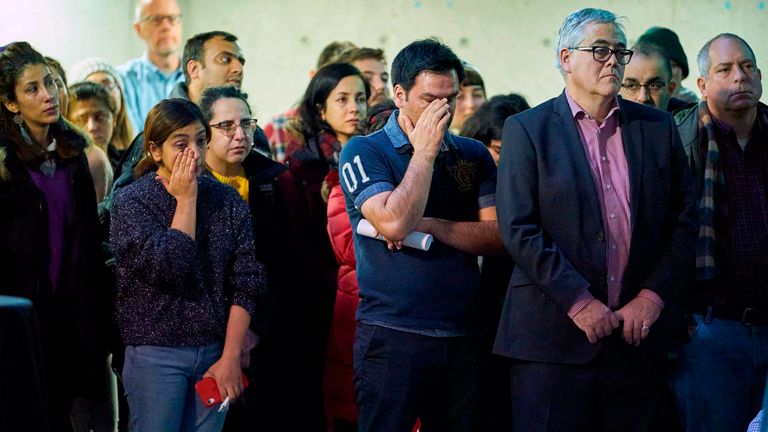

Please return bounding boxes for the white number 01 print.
[341,155,370,192]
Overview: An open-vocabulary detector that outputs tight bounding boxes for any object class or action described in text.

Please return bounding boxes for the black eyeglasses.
[621,81,667,95]
[570,46,633,65]
[210,119,258,138]
[141,14,183,26]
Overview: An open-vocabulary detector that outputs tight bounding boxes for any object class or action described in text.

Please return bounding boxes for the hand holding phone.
[195,374,249,408]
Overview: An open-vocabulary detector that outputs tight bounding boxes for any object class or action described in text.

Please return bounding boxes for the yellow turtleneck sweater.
[211,168,249,204]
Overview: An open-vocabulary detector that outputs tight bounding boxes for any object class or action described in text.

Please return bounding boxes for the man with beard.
[111,30,269,194]
[620,43,683,112]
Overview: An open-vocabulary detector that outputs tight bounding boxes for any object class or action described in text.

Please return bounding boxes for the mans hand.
[398,98,451,157]
[572,299,620,344]
[614,296,662,346]
[371,226,403,250]
[203,353,243,402]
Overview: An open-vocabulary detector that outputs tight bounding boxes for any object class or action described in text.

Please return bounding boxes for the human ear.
[667,80,678,95]
[393,84,407,109]
[148,141,162,163]
[697,77,707,99]
[187,60,201,81]
[2,97,18,114]
[559,48,572,73]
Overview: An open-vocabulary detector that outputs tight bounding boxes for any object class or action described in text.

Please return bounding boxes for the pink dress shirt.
[564,92,663,317]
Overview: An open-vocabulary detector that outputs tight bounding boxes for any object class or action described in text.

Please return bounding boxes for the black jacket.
[237,151,288,337]
[237,150,338,338]
[494,93,698,363]
[0,135,110,397]
[675,101,768,199]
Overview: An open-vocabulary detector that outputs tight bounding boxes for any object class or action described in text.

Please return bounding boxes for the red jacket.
[323,172,359,430]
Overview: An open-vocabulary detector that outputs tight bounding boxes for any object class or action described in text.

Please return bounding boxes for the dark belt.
[703,306,768,326]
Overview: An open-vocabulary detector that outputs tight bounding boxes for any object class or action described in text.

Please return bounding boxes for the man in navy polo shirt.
[339,38,503,431]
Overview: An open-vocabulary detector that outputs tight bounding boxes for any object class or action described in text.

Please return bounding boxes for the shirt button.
[610,213,615,219]
[610,276,615,282]
[611,244,617,250]
[598,231,605,242]
[606,184,612,190]
[601,157,607,162]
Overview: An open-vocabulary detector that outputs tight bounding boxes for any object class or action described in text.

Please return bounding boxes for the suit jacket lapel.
[618,100,643,230]
[553,92,604,228]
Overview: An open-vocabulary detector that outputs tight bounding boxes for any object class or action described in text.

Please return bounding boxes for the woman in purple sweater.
[0,41,110,432]
[110,98,266,432]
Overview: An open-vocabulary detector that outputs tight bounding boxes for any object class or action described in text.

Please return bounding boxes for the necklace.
[39,139,57,178]
[16,119,60,178]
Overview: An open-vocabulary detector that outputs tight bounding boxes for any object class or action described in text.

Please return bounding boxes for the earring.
[13,113,33,146]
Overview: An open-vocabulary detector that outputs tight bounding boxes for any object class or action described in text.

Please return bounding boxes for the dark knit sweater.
[111,172,266,346]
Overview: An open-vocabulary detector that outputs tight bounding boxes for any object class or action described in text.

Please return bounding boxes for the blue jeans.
[671,315,768,432]
[353,323,481,432]
[123,343,226,432]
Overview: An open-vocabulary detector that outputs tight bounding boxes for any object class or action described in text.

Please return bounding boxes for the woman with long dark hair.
[0,41,109,431]
[284,62,370,174]
[280,62,369,431]
[110,98,265,432]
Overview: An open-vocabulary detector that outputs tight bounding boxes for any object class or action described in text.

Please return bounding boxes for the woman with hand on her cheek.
[110,98,266,432]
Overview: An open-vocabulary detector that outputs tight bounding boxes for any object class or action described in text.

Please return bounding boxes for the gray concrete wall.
[1,0,766,120]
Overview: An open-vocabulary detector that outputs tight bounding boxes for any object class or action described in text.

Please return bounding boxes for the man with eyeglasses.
[638,27,699,104]
[620,43,687,112]
[671,33,767,432]
[117,0,184,132]
[494,8,697,430]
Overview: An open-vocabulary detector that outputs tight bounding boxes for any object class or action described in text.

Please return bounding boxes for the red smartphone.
[195,374,250,407]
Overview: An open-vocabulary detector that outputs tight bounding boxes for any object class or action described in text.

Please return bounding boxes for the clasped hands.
[572,296,661,346]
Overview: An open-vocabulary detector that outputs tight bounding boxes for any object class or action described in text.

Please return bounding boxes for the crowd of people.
[0,0,765,431]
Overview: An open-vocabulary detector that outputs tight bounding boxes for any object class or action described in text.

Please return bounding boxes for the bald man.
[118,0,185,131]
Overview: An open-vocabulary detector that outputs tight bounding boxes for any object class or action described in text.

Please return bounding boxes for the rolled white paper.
[356,219,433,251]
[218,397,230,413]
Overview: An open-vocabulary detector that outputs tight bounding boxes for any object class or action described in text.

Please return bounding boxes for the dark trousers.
[510,334,679,432]
[353,323,481,432]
